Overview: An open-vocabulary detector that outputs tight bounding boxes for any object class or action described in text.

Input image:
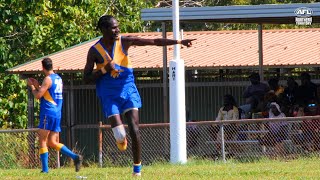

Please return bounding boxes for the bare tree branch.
[1,31,28,39]
[155,0,206,8]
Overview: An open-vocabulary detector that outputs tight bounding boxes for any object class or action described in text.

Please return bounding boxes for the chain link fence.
[99,116,320,165]
[100,124,171,166]
[1,116,320,169]
[0,129,59,169]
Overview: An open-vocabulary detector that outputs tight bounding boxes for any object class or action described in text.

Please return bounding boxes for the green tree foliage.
[0,0,152,129]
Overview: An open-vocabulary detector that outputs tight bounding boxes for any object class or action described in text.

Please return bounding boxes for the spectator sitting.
[216,94,239,121]
[240,72,270,115]
[255,91,278,118]
[210,94,240,155]
[283,77,299,106]
[215,94,240,141]
[268,78,284,97]
[268,102,288,134]
[296,72,318,107]
[258,102,288,156]
[279,77,299,117]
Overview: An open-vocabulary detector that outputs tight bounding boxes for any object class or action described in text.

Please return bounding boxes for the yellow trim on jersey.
[94,43,111,70]
[115,37,132,68]
[94,36,132,70]
[39,147,48,155]
[43,91,57,105]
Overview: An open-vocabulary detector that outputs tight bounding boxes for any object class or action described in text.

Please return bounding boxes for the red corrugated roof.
[7,28,320,74]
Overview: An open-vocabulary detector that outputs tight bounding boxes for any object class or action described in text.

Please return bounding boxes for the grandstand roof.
[141,3,320,24]
[7,28,320,74]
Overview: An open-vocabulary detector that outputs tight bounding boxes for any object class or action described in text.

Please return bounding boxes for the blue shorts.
[38,115,61,132]
[99,83,142,118]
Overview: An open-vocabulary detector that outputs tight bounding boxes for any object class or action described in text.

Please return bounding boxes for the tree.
[0,0,152,128]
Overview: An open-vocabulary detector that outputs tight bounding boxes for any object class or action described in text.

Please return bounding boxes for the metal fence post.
[98,121,103,168]
[27,88,37,168]
[220,123,226,162]
[70,75,75,150]
[57,134,60,168]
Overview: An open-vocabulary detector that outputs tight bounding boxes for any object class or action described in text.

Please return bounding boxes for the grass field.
[1,157,320,179]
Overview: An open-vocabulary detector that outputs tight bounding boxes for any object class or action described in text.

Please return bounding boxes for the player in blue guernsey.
[27,58,82,173]
[83,15,195,176]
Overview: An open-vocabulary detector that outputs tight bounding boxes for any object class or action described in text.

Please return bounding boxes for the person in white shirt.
[259,102,288,157]
[215,94,240,140]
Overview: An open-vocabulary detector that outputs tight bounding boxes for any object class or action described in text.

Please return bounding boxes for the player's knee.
[47,140,55,148]
[48,142,63,151]
[112,125,126,142]
[127,118,139,132]
[129,124,140,139]
[132,124,139,135]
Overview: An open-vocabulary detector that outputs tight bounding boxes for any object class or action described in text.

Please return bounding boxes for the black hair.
[287,76,298,87]
[42,57,53,71]
[287,76,295,81]
[268,78,279,87]
[249,72,260,80]
[224,94,237,106]
[97,15,115,31]
[301,72,311,80]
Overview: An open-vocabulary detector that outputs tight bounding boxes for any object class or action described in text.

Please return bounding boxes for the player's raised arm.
[122,36,196,48]
[28,76,52,99]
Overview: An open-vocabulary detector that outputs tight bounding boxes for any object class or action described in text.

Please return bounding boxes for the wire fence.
[0,129,59,169]
[99,115,320,165]
[1,116,320,169]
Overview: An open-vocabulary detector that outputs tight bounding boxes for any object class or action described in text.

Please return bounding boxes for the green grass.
[1,157,320,179]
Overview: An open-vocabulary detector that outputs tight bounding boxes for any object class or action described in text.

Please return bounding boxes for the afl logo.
[294,7,313,17]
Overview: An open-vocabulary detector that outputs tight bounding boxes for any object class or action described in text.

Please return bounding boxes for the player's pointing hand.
[181,39,196,47]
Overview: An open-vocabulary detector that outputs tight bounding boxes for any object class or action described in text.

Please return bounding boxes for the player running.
[83,15,195,176]
[27,58,82,173]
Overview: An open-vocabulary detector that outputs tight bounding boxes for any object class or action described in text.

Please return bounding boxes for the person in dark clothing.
[283,77,299,105]
[268,78,284,97]
[296,72,318,106]
[280,77,299,116]
[240,72,270,114]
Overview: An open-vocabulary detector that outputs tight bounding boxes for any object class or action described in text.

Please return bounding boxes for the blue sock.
[55,143,78,160]
[39,148,49,173]
[133,162,142,174]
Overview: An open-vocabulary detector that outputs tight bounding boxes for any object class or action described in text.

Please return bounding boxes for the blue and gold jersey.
[40,74,63,118]
[93,36,135,97]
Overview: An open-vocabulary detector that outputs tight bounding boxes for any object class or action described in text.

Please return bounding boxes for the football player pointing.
[83,15,195,176]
